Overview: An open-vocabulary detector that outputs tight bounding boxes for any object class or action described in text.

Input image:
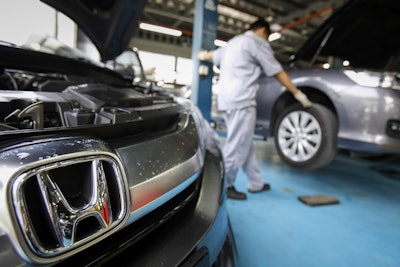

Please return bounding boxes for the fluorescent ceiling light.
[217,5,257,22]
[139,23,182,37]
[214,39,227,47]
[268,32,281,42]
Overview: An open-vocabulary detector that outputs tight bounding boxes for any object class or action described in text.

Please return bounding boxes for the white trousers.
[222,106,265,191]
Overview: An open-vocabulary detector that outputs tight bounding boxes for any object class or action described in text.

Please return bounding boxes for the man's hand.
[294,90,313,108]
[197,50,209,61]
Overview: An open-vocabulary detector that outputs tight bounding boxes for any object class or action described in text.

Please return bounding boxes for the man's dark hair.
[249,19,271,35]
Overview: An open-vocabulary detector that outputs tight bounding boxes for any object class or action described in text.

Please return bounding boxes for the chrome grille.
[0,137,129,264]
[13,156,126,258]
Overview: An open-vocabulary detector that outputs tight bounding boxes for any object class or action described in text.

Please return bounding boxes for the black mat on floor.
[298,194,340,206]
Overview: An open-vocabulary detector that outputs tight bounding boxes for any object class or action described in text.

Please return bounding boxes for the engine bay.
[0,67,175,131]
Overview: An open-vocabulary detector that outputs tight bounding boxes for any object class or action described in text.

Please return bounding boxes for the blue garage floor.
[226,138,400,267]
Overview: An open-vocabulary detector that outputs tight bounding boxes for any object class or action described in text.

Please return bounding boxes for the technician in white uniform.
[198,19,312,200]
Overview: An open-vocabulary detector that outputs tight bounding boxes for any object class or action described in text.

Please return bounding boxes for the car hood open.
[294,0,400,71]
[41,0,148,61]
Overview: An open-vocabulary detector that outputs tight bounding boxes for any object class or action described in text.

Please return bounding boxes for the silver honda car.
[255,0,400,169]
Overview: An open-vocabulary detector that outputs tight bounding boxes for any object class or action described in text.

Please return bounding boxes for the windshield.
[23,34,102,65]
[0,0,147,83]
[0,0,100,62]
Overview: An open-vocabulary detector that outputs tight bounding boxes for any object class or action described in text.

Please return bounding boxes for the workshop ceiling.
[140,0,348,61]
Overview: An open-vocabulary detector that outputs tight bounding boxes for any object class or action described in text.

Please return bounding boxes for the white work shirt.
[213,30,282,111]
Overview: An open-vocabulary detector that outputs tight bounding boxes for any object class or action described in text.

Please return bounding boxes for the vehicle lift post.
[191,0,218,122]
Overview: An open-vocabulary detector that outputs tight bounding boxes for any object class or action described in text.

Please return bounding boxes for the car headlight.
[344,70,400,90]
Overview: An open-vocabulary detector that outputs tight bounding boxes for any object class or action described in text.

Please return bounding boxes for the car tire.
[273,103,338,170]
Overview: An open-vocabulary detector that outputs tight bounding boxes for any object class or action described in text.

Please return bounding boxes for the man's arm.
[274,70,299,94]
[274,70,312,108]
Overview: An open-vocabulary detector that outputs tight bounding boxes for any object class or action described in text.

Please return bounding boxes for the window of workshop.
[138,51,176,83]
[175,57,192,86]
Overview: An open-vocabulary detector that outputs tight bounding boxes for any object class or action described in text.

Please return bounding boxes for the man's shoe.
[248,183,271,193]
[227,186,247,200]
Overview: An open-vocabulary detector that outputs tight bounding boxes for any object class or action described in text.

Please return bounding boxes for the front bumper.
[58,151,235,267]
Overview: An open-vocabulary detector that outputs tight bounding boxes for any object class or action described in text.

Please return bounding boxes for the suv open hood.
[41,0,148,61]
[294,0,400,71]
